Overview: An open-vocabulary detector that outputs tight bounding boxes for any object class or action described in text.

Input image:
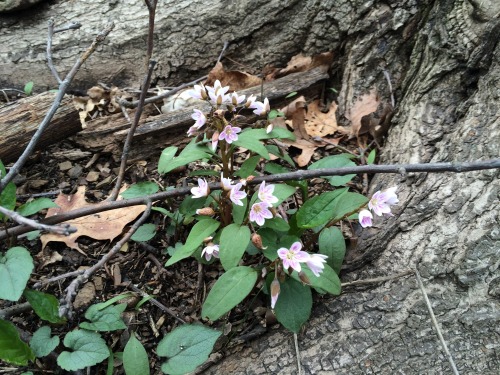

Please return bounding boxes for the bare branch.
[109,60,157,201]
[0,206,76,236]
[47,20,62,84]
[0,22,115,193]
[59,200,152,318]
[1,158,499,240]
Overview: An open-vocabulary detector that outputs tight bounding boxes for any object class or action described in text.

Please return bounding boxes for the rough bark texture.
[1,0,499,374]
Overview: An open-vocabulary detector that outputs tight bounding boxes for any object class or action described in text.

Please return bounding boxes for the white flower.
[202,244,219,261]
[258,181,278,207]
[306,253,328,277]
[230,183,247,206]
[191,178,209,198]
[358,209,373,228]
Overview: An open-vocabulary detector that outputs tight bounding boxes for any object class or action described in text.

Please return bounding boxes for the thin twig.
[217,41,229,64]
[0,302,31,319]
[0,22,114,193]
[59,200,152,318]
[54,21,82,33]
[1,158,499,240]
[340,270,414,288]
[47,20,62,84]
[414,269,460,375]
[126,282,186,324]
[0,206,76,236]
[144,0,158,69]
[109,60,157,201]
[382,70,395,108]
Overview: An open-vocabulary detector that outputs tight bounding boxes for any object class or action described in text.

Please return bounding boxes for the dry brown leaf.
[346,89,381,136]
[206,62,262,91]
[40,186,146,253]
[277,52,334,77]
[37,250,63,269]
[304,100,339,137]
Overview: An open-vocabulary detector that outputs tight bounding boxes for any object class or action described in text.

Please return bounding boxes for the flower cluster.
[271,241,328,308]
[358,186,399,228]
[249,181,278,226]
[185,80,270,148]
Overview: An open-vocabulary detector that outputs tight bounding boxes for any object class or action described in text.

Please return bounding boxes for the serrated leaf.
[331,192,368,221]
[0,319,35,365]
[131,223,157,242]
[219,224,251,270]
[120,182,159,199]
[318,227,345,273]
[0,247,34,301]
[158,324,221,375]
[159,140,211,174]
[202,266,257,320]
[123,333,150,375]
[308,155,356,186]
[79,303,127,332]
[24,289,66,324]
[296,189,347,228]
[29,326,59,358]
[57,330,109,371]
[16,198,58,217]
[166,218,220,266]
[273,278,312,333]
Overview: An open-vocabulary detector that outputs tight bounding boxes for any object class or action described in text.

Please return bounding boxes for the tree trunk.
[2,0,499,374]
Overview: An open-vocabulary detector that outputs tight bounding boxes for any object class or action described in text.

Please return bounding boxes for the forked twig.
[0,206,76,236]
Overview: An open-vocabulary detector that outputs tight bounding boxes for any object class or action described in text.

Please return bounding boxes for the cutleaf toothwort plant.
[157,80,399,331]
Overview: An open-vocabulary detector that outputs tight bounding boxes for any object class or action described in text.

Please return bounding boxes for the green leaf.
[123,333,150,375]
[202,266,257,320]
[231,197,247,225]
[79,303,127,332]
[285,91,298,98]
[189,169,220,177]
[235,155,261,178]
[24,81,34,95]
[158,140,211,174]
[292,264,341,295]
[296,189,347,228]
[273,278,312,333]
[131,223,157,242]
[157,324,221,375]
[271,184,297,206]
[233,132,269,159]
[318,227,345,274]
[262,217,290,232]
[367,149,376,164]
[0,247,34,301]
[0,319,35,365]
[331,192,368,221]
[179,195,207,216]
[265,145,295,167]
[26,230,41,240]
[24,289,66,324]
[16,198,58,217]
[267,109,285,120]
[308,155,356,186]
[219,224,251,270]
[29,326,59,358]
[57,330,109,371]
[120,182,159,199]
[166,218,220,266]
[0,182,16,221]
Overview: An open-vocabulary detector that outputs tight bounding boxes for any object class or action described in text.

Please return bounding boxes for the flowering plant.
[155,80,398,334]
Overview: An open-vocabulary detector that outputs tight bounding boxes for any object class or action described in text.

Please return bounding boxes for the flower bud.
[298,271,311,285]
[196,207,215,216]
[246,175,255,183]
[203,236,214,244]
[270,278,280,309]
[251,233,267,250]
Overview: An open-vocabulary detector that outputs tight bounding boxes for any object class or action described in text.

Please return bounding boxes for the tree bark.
[1,0,499,374]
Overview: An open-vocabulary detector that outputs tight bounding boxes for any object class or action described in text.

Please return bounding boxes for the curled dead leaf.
[206,62,262,91]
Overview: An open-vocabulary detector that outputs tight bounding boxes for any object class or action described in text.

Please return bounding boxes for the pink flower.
[202,244,219,261]
[270,278,280,309]
[258,181,278,207]
[187,125,199,137]
[306,253,328,277]
[230,183,247,206]
[368,186,399,216]
[191,178,209,198]
[187,83,207,100]
[249,202,273,226]
[191,109,206,129]
[277,242,310,273]
[218,125,241,144]
[358,209,373,228]
[211,131,219,151]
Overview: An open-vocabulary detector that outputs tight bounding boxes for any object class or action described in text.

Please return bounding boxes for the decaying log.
[0,92,80,163]
[73,67,329,160]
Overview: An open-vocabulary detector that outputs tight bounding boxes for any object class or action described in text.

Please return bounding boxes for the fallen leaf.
[277,52,334,77]
[346,89,381,136]
[37,251,63,269]
[74,281,96,309]
[40,186,146,253]
[206,62,262,91]
[304,100,339,137]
